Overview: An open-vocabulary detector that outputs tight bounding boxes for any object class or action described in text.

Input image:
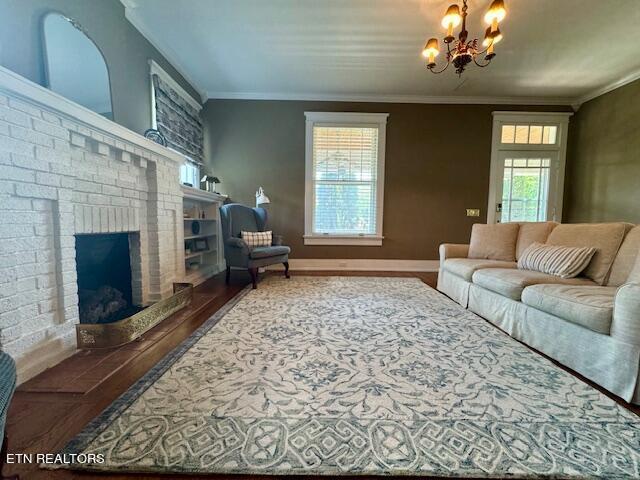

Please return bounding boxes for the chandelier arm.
[477,45,491,56]
[445,41,452,59]
[428,41,453,74]
[473,56,493,68]
[428,60,452,74]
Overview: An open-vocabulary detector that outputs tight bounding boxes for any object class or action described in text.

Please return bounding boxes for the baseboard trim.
[267,259,439,272]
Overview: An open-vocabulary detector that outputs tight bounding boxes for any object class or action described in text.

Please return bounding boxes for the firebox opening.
[75,233,143,324]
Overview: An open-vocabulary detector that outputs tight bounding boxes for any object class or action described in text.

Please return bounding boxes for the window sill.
[303,235,383,246]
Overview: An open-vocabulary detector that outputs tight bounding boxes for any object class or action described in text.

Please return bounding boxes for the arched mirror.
[42,13,113,119]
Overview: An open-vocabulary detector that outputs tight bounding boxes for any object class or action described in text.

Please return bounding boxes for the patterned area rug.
[52,276,640,478]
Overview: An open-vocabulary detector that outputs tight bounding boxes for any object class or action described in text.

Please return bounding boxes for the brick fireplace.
[0,66,186,382]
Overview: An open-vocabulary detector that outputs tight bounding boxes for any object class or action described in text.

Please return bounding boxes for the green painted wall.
[565,79,640,223]
[203,100,569,260]
[1,0,201,134]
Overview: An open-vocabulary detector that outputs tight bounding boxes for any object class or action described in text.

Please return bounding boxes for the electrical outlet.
[466,208,480,217]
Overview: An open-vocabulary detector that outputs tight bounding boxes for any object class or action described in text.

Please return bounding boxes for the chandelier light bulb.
[483,26,502,47]
[484,0,506,25]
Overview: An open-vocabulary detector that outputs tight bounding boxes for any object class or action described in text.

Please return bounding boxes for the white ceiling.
[122,0,640,105]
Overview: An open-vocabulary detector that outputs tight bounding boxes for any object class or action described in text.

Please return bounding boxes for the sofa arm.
[611,283,640,346]
[272,234,284,246]
[438,243,470,269]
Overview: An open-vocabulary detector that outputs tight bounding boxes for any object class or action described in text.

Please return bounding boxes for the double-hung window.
[304,112,388,246]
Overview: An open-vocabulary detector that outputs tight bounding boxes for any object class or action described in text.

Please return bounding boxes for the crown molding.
[119,0,206,103]
[575,68,640,107]
[205,90,574,106]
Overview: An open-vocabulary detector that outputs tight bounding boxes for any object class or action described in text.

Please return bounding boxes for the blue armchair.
[220,204,291,289]
[0,351,16,479]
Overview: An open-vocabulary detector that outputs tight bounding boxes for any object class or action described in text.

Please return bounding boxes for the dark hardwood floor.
[3,270,637,480]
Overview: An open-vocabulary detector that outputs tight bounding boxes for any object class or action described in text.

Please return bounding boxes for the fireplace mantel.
[0,65,185,165]
[0,66,188,382]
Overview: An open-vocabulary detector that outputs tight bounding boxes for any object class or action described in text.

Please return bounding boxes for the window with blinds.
[304,112,388,246]
[149,61,204,188]
[152,73,204,164]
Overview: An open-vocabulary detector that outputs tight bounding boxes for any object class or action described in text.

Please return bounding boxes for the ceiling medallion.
[422,0,506,76]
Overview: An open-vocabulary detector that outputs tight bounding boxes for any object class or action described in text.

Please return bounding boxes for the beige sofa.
[437,222,640,403]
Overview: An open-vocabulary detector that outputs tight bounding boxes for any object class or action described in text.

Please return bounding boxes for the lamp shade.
[484,0,506,24]
[441,4,462,29]
[422,38,440,58]
[255,186,270,206]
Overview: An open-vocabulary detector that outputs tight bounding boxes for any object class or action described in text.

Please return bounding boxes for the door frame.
[487,112,573,224]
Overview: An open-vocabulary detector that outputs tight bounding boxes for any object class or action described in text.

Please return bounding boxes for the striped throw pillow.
[241,230,272,249]
[518,242,596,279]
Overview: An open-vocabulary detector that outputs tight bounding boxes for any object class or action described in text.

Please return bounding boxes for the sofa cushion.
[472,268,596,301]
[249,245,290,259]
[522,284,617,334]
[443,258,517,281]
[518,242,596,278]
[546,223,629,285]
[468,223,520,262]
[515,221,558,260]
[608,225,640,286]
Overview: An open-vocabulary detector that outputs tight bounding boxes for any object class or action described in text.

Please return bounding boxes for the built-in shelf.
[181,185,227,203]
[181,185,227,286]
[185,249,216,260]
[184,233,217,241]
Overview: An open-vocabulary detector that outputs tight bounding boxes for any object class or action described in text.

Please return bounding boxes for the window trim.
[304,112,388,246]
[487,111,573,224]
[149,60,202,128]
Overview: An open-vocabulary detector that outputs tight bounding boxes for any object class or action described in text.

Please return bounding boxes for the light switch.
[466,208,480,217]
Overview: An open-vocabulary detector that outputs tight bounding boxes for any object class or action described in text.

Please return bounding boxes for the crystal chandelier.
[422,0,506,76]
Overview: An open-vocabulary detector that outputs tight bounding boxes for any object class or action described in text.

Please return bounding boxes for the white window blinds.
[149,60,204,165]
[152,74,204,164]
[312,125,379,235]
[304,112,387,246]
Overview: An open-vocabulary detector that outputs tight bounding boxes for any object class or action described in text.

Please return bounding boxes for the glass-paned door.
[497,151,558,223]
[488,113,571,224]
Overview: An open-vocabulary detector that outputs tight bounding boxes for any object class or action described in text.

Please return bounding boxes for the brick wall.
[0,90,185,382]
